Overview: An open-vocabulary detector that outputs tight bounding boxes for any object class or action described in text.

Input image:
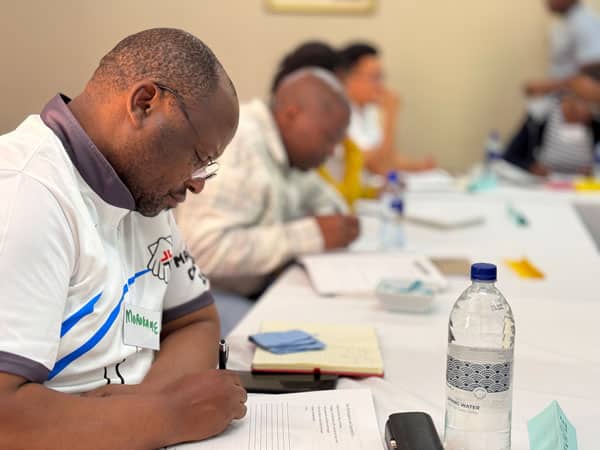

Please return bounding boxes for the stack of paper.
[165,389,383,450]
[251,322,384,377]
[300,252,447,296]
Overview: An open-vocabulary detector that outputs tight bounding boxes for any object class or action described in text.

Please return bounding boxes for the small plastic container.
[375,279,435,313]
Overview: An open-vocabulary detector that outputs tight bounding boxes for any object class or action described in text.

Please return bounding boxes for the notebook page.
[251,322,383,375]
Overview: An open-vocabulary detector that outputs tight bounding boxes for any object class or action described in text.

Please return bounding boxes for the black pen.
[218,339,229,370]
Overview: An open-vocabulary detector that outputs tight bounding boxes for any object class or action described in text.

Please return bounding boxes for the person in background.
[504,0,600,175]
[272,41,378,208]
[339,42,436,176]
[525,0,600,97]
[177,68,359,333]
[0,28,246,449]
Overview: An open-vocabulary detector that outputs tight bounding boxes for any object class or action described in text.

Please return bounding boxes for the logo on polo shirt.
[147,236,174,283]
[147,236,209,286]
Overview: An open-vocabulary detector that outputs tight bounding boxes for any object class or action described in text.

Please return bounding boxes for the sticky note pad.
[528,401,577,450]
[505,258,545,279]
[574,178,600,192]
[249,330,326,354]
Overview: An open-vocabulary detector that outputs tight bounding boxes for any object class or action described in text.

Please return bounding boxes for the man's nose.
[185,178,206,194]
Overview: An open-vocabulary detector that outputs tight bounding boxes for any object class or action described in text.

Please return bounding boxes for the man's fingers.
[233,403,248,420]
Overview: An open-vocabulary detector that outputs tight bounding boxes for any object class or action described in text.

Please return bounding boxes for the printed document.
[165,389,383,450]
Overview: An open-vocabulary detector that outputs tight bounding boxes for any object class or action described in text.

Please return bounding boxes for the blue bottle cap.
[471,263,497,281]
[387,171,399,183]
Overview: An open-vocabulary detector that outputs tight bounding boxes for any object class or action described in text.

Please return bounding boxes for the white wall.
[1,0,551,171]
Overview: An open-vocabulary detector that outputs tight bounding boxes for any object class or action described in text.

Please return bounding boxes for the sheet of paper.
[403,169,456,192]
[165,389,383,450]
[405,203,485,229]
[300,252,447,295]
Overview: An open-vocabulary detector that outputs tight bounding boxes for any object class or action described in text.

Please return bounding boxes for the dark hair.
[271,41,343,92]
[90,28,234,101]
[339,42,378,71]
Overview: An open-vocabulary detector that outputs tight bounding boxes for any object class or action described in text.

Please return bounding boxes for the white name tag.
[123,304,161,351]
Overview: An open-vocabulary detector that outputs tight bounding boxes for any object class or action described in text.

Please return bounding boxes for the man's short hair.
[339,42,379,71]
[271,41,343,92]
[90,28,233,101]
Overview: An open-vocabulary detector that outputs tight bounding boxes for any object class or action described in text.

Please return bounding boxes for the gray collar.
[40,94,135,210]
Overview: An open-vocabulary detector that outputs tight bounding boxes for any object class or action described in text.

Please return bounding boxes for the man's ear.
[282,104,300,125]
[126,81,161,129]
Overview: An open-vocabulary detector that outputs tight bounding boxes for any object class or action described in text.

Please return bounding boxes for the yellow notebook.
[251,321,384,377]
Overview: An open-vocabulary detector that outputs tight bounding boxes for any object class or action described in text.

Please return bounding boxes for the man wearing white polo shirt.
[0,28,246,449]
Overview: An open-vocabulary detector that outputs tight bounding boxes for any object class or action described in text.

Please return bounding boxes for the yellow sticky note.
[574,178,600,192]
[505,258,545,279]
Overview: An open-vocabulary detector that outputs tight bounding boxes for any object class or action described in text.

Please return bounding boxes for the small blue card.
[528,401,577,450]
[249,329,326,354]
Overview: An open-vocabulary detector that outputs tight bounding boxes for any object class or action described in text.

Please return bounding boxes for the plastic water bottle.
[381,171,403,206]
[444,263,515,450]
[593,143,600,180]
[380,198,404,248]
[483,131,503,176]
[380,172,405,249]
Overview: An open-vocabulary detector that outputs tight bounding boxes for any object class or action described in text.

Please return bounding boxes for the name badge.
[123,304,161,351]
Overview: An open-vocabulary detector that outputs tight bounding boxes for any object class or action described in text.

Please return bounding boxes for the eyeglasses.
[154,82,219,181]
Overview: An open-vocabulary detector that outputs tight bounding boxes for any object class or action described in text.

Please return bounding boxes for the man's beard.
[112,140,167,218]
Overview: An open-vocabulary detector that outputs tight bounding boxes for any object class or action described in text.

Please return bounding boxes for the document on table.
[300,252,447,295]
[165,389,383,450]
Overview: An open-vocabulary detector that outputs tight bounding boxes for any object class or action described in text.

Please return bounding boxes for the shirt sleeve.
[296,171,349,215]
[161,213,214,323]
[0,172,75,381]
[177,159,325,280]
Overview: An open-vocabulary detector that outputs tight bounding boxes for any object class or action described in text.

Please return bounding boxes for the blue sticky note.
[528,401,577,450]
[267,341,326,354]
[249,330,326,354]
[250,330,314,347]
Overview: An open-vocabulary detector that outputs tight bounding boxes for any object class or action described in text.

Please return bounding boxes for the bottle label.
[446,344,513,413]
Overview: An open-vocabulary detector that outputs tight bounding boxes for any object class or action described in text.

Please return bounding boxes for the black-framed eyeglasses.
[154,82,219,181]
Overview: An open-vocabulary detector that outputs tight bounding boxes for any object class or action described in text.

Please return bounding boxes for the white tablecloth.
[227,188,600,449]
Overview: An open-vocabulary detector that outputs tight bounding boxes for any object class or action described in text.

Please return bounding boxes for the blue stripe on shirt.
[48,269,150,381]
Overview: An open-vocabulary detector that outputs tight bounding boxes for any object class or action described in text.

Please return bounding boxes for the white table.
[227,188,600,449]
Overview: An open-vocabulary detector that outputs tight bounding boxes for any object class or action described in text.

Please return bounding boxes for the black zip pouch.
[384,412,444,450]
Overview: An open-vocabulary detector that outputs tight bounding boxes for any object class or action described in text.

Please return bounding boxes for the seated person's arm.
[0,369,245,450]
[568,74,600,103]
[139,221,220,392]
[178,164,358,280]
[524,78,570,97]
[141,305,220,391]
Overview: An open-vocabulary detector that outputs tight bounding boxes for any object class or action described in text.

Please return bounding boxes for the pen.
[218,339,229,370]
[507,204,529,227]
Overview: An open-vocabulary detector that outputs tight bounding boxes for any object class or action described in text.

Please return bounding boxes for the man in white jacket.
[177,68,359,331]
